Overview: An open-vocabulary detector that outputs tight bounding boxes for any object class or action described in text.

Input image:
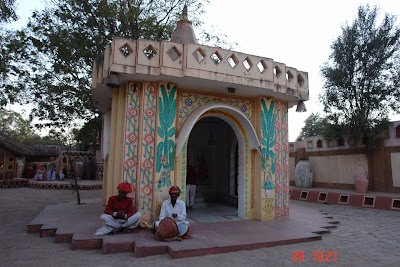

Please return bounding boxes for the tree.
[0,0,17,23]
[2,0,227,142]
[320,5,400,148]
[0,108,63,144]
[0,108,36,143]
[296,113,325,141]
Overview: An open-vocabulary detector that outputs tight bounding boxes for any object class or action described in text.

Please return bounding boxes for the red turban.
[117,182,132,193]
[50,157,56,161]
[169,186,181,195]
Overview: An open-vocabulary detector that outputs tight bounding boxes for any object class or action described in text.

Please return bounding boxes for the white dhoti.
[95,212,142,235]
[186,184,196,208]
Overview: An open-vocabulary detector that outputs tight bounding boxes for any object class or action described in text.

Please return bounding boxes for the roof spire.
[170,4,197,44]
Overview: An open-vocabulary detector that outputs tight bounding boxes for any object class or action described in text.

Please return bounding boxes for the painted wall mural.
[280,102,289,216]
[177,91,253,131]
[122,82,141,210]
[137,82,158,223]
[260,97,289,219]
[154,82,177,219]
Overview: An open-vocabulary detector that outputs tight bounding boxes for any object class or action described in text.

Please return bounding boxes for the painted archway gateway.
[100,81,290,223]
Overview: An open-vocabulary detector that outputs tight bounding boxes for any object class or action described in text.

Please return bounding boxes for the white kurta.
[186,184,196,208]
[95,212,142,235]
[156,199,189,228]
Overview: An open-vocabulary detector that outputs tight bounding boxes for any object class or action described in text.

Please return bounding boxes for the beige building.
[92,8,309,223]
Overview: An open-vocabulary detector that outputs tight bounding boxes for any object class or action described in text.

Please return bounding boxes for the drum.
[156,217,178,239]
[177,222,189,237]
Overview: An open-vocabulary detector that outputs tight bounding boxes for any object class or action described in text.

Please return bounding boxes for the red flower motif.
[282,205,289,216]
[274,121,281,130]
[282,184,289,193]
[147,84,155,93]
[275,206,281,216]
[275,163,281,173]
[281,103,287,110]
[275,184,281,194]
[281,122,287,130]
[282,143,288,152]
[141,184,152,197]
[125,158,137,169]
[126,132,138,144]
[127,106,139,118]
[142,158,153,171]
[274,142,281,151]
[282,163,288,173]
[143,133,154,145]
[144,107,156,119]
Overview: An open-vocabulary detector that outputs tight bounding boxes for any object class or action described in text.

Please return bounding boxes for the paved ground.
[0,188,399,266]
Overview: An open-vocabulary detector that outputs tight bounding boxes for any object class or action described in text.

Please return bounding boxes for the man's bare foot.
[112,226,123,234]
[121,227,131,233]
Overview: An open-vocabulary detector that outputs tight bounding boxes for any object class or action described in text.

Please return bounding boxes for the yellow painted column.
[102,157,109,204]
[254,97,262,220]
[112,85,127,195]
[105,88,119,202]
[175,139,187,203]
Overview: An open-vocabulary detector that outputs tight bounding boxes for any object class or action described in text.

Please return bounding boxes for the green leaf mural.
[261,99,275,191]
[156,84,177,191]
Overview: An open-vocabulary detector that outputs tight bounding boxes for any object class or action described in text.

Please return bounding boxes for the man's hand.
[117,211,125,219]
[172,213,177,219]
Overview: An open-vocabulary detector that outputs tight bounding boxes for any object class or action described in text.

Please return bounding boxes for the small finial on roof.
[181,4,188,21]
[170,3,198,44]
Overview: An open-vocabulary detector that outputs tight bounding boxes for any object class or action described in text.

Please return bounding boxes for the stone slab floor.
[0,188,399,266]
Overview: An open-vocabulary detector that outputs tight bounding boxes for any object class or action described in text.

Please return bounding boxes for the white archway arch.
[176,103,261,156]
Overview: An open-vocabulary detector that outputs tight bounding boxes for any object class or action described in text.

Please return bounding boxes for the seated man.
[154,186,190,237]
[95,182,141,235]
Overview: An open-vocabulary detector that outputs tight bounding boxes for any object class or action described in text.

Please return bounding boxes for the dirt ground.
[0,187,399,267]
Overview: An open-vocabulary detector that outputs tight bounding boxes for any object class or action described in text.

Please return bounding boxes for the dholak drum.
[156,217,178,239]
[177,222,189,237]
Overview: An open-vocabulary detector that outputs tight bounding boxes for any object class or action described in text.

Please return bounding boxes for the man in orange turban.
[153,186,190,237]
[95,182,142,235]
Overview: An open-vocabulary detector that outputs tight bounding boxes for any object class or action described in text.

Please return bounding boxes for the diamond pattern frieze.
[257,59,268,73]
[227,53,239,69]
[167,46,182,61]
[119,43,133,58]
[143,45,157,60]
[193,47,206,64]
[210,51,223,65]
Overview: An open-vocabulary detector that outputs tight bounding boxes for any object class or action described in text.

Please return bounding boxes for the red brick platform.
[290,187,400,211]
[27,199,339,258]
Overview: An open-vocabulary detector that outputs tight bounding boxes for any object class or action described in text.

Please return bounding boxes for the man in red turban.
[153,186,190,238]
[95,182,142,235]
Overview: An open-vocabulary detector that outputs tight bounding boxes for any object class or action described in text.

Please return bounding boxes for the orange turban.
[169,186,181,195]
[117,182,132,193]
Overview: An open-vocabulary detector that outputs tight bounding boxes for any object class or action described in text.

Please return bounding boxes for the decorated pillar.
[122,82,142,211]
[137,82,158,223]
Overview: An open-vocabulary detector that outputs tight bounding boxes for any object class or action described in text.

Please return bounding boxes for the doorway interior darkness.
[187,117,238,208]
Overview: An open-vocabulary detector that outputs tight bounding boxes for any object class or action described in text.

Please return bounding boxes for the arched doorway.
[187,117,239,215]
[175,103,261,220]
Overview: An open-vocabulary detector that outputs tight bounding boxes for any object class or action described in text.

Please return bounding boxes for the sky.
[6,0,400,141]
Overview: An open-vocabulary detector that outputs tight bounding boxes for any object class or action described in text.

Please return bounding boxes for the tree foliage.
[296,113,326,141]
[2,0,223,145]
[0,0,17,23]
[320,5,400,148]
[0,108,62,144]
